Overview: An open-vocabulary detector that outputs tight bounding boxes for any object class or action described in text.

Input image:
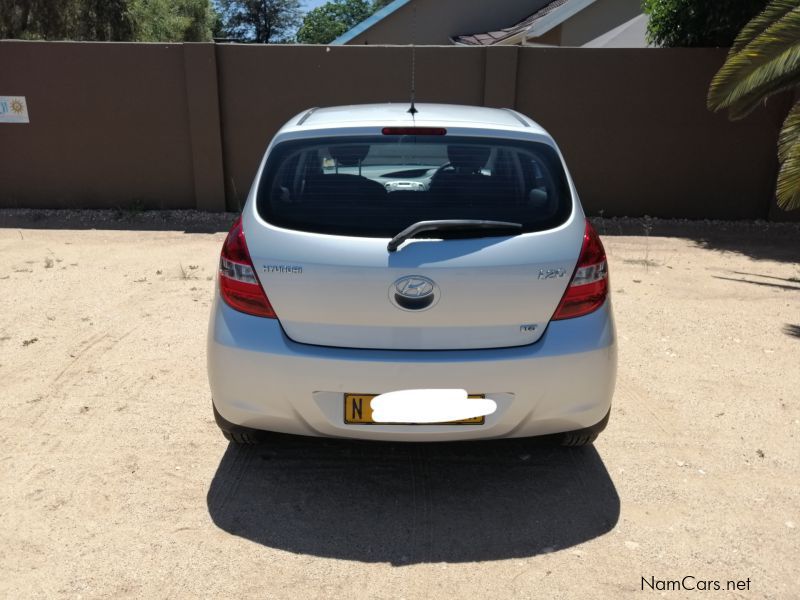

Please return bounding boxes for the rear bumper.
[207,294,617,442]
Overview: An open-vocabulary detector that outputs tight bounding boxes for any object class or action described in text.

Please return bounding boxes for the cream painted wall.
[561,0,642,45]
[346,0,552,45]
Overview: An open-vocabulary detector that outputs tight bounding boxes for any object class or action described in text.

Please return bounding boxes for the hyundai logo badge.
[390,275,439,311]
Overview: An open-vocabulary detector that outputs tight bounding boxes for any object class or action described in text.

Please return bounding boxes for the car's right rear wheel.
[559,430,600,447]
[554,409,610,447]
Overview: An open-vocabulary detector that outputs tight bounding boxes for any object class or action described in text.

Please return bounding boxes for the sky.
[302,0,329,11]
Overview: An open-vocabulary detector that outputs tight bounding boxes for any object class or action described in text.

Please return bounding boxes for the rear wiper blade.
[387,220,523,252]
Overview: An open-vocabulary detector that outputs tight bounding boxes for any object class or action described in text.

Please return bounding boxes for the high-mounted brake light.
[382,127,447,136]
[552,221,608,320]
[219,217,277,318]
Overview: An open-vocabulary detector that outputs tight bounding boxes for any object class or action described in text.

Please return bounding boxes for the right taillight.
[552,221,608,320]
[219,217,277,319]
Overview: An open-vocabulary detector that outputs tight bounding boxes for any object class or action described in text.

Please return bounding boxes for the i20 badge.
[538,268,567,280]
[390,275,439,311]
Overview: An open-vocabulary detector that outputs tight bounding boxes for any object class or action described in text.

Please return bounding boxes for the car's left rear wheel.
[213,402,268,445]
[221,429,263,445]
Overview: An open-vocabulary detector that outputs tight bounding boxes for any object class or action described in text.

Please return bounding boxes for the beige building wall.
[559,0,643,46]
[346,0,644,48]
[527,0,643,47]
[528,26,562,46]
[344,0,551,45]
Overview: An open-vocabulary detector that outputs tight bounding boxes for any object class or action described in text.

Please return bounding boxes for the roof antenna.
[407,4,418,116]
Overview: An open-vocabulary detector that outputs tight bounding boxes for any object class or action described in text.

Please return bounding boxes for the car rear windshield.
[256,135,572,238]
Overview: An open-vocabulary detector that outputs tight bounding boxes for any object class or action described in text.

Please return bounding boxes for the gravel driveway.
[1,211,798,599]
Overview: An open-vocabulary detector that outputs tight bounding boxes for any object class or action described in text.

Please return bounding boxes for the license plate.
[344,393,486,425]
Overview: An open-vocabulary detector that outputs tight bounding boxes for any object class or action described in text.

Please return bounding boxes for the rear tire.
[214,402,268,445]
[554,408,610,447]
[221,429,263,445]
[559,430,600,447]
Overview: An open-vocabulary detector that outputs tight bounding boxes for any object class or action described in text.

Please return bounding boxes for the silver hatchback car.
[208,103,616,446]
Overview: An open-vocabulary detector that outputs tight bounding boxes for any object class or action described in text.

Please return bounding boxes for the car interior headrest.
[329,145,370,167]
[447,145,490,172]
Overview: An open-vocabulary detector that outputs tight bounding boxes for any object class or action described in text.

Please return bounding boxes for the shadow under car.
[206,435,619,565]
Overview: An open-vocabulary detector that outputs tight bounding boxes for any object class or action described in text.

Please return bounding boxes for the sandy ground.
[0,211,798,599]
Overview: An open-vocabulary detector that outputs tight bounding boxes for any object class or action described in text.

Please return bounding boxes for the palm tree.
[707,0,800,210]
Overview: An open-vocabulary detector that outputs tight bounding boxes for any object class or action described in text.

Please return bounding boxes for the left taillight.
[218,217,277,318]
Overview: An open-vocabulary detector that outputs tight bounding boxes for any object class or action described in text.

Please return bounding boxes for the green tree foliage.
[708,1,800,210]
[296,0,394,44]
[642,0,769,47]
[0,0,214,41]
[130,0,215,42]
[82,0,134,40]
[216,0,302,43]
[296,0,373,44]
